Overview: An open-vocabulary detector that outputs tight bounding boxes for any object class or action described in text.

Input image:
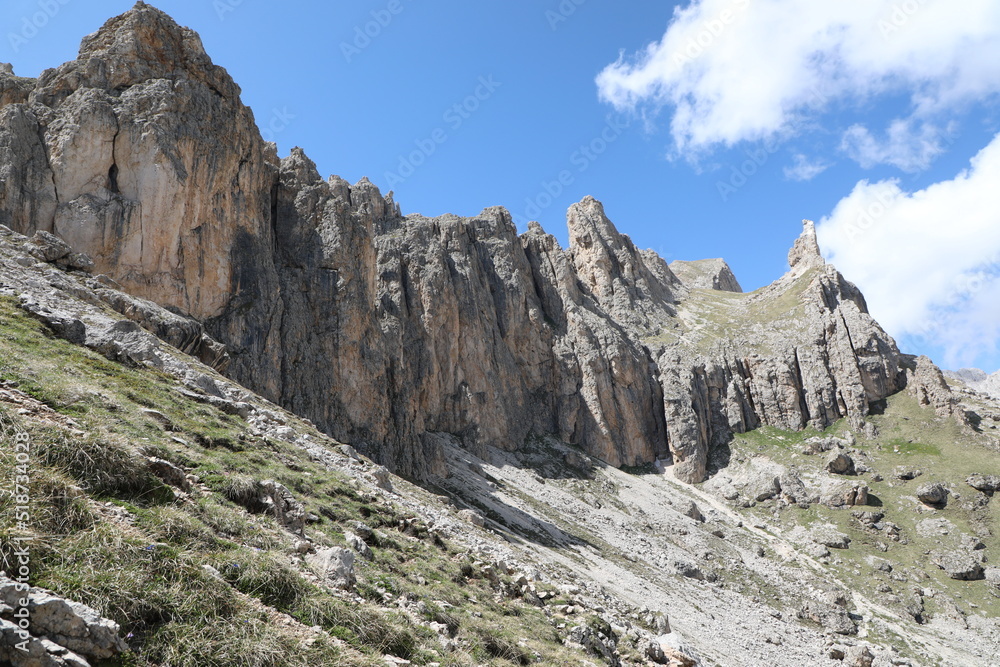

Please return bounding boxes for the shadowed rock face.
[1,3,937,482]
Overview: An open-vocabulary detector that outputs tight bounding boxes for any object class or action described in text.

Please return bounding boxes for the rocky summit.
[1,4,999,667]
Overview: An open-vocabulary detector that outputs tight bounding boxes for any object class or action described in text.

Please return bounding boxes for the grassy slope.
[727,394,1000,662]
[645,269,818,355]
[0,297,592,666]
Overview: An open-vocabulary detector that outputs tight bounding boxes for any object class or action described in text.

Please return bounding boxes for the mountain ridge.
[0,2,952,485]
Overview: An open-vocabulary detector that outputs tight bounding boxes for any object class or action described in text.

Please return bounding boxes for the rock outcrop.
[0,4,947,483]
[907,355,969,425]
[0,575,127,666]
[669,258,742,292]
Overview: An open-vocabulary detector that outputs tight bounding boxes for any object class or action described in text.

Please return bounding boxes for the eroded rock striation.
[0,3,949,482]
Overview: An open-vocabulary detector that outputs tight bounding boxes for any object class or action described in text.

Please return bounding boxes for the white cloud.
[596,0,1000,155]
[816,132,1000,368]
[839,120,947,172]
[783,154,829,181]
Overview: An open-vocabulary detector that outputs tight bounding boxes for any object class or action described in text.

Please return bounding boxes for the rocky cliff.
[0,3,940,483]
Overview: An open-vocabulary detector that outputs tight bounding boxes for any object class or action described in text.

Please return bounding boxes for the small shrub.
[36,433,172,503]
[475,628,531,665]
[222,474,261,507]
[139,506,218,550]
[216,550,310,610]
[294,597,418,659]
[32,471,95,535]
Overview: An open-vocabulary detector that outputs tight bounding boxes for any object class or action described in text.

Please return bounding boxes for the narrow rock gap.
[108,163,120,194]
[109,123,121,195]
[793,347,812,424]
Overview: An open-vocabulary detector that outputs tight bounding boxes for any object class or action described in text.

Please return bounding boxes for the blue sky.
[4,0,1000,371]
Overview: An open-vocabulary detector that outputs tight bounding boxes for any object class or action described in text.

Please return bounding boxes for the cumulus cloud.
[783,154,830,181]
[816,133,1000,368]
[839,120,948,172]
[596,0,1000,155]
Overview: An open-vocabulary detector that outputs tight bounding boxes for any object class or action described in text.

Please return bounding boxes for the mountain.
[2,4,999,667]
[0,2,943,485]
[947,368,1000,401]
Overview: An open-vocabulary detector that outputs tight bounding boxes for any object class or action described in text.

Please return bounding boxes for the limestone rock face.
[0,2,279,326]
[788,219,824,273]
[307,547,356,590]
[642,223,907,481]
[0,4,953,483]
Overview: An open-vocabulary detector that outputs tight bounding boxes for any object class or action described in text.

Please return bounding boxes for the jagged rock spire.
[788,219,825,273]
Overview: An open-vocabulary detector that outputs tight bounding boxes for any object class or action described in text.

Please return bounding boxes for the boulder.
[797,600,857,635]
[673,560,705,581]
[27,230,72,262]
[345,532,373,561]
[812,527,851,550]
[146,457,190,491]
[307,547,356,590]
[646,633,700,666]
[682,501,705,523]
[258,480,307,536]
[338,444,361,461]
[825,452,856,476]
[851,510,883,527]
[566,624,619,666]
[968,474,1000,495]
[732,462,782,502]
[778,469,813,504]
[457,509,485,527]
[893,467,922,481]
[820,481,869,508]
[915,483,949,507]
[352,521,374,542]
[802,436,846,455]
[844,645,874,667]
[371,466,394,492]
[932,549,984,580]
